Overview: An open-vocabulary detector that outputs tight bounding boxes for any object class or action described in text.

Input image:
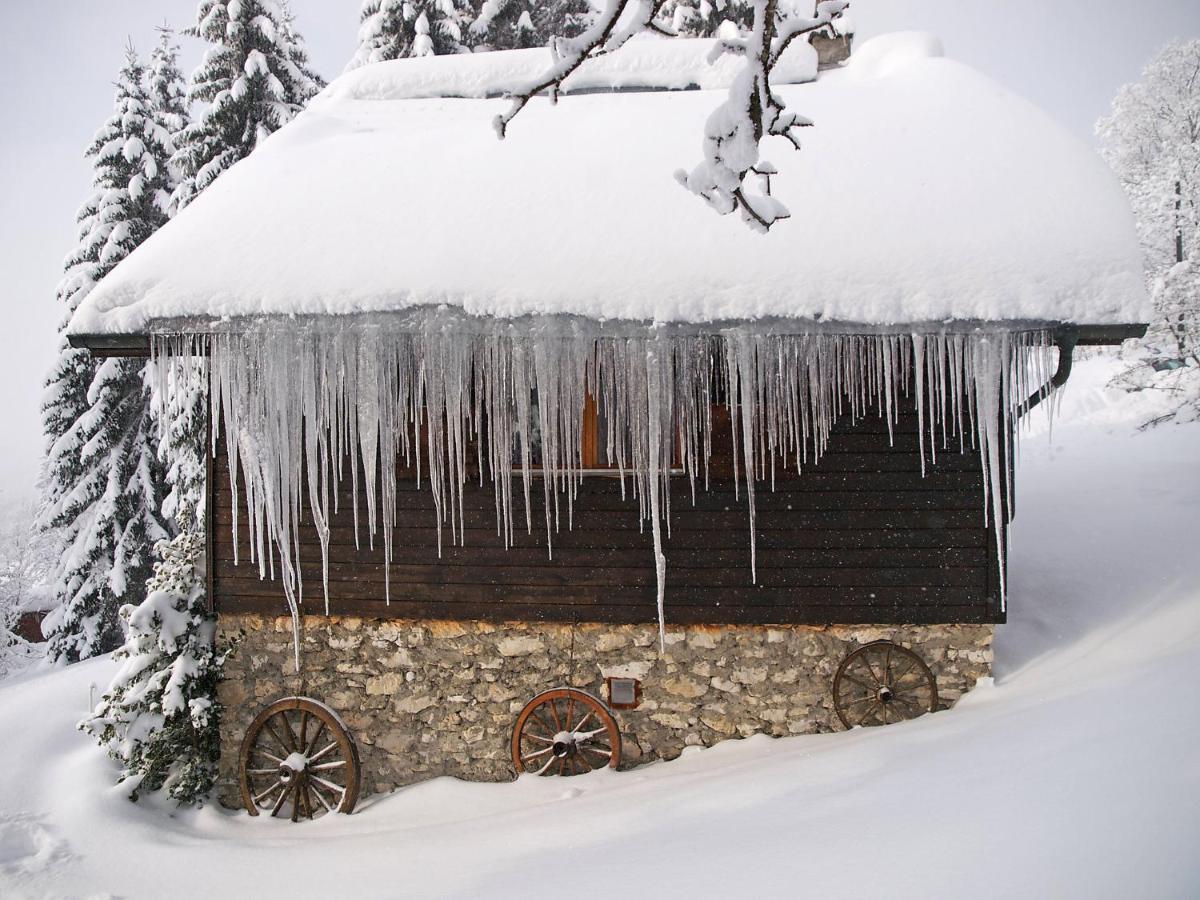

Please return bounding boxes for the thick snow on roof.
[330,34,821,100]
[69,33,1150,337]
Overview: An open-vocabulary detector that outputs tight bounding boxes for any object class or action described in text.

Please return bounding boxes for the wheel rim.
[511,688,621,776]
[832,641,939,730]
[238,697,361,819]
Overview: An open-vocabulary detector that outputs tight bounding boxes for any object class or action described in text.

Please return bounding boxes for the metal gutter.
[67,321,1149,359]
[1021,322,1147,415]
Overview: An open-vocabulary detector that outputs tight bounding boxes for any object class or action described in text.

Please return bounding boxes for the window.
[511,392,681,474]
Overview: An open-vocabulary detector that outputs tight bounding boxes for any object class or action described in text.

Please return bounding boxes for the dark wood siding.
[210,403,1004,625]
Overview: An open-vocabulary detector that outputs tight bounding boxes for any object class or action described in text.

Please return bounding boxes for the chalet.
[67,33,1148,818]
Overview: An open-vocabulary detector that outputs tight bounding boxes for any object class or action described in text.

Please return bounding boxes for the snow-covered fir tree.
[80,515,235,804]
[346,0,475,69]
[658,0,753,37]
[146,28,209,523]
[1099,39,1200,424]
[41,48,175,663]
[148,27,189,150]
[470,0,591,50]
[172,0,324,210]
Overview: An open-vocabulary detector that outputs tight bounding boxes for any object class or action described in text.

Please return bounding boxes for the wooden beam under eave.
[66,333,151,357]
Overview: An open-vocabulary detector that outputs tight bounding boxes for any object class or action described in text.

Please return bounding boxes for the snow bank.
[1,364,1196,898]
[842,30,944,80]
[68,35,1150,337]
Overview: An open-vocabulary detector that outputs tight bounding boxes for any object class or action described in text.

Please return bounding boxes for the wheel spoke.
[892,695,927,717]
[310,782,335,812]
[859,653,882,687]
[547,700,563,732]
[304,720,327,756]
[309,773,348,797]
[310,760,347,771]
[533,710,557,736]
[840,673,874,694]
[253,780,285,804]
[521,732,553,745]
[571,711,594,737]
[254,748,285,765]
[565,695,576,732]
[857,702,880,727]
[270,781,290,816]
[522,747,553,762]
[888,656,916,684]
[839,695,875,707]
[308,741,340,765]
[279,712,301,753]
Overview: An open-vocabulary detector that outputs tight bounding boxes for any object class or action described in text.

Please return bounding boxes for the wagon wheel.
[511,688,621,776]
[239,696,361,820]
[832,641,939,730]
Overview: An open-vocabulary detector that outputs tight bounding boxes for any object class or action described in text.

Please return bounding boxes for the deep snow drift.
[1,356,1197,899]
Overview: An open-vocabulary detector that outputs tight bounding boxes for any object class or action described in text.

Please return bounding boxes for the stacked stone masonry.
[216,614,993,805]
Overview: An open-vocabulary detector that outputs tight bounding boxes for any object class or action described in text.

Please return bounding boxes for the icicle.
[150,321,1059,670]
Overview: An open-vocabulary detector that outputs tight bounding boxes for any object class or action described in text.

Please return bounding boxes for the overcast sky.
[0,1,1197,505]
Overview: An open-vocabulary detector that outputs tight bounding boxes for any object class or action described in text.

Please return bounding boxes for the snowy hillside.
[1,356,1197,899]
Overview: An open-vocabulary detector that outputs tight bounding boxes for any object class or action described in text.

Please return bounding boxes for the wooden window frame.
[517,393,684,476]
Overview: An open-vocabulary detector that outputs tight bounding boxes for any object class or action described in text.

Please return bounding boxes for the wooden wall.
[210,403,1004,626]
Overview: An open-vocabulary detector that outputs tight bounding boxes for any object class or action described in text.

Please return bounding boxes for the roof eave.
[66,322,1150,358]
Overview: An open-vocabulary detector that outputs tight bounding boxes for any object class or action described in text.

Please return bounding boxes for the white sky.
[0,0,1196,505]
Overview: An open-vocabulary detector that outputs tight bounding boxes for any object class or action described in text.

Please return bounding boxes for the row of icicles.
[151,323,1061,668]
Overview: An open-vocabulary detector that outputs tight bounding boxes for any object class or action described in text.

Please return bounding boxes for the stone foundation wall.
[216,615,992,805]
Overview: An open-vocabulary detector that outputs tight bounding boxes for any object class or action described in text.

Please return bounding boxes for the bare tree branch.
[494,0,850,232]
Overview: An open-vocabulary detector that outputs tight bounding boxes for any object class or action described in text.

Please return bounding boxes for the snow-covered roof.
[67,33,1150,338]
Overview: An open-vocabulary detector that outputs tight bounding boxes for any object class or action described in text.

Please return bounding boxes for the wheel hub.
[551,731,577,758]
[279,751,310,783]
[878,686,894,704]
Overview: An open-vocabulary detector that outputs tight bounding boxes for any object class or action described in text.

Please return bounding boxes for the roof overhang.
[67,321,1149,359]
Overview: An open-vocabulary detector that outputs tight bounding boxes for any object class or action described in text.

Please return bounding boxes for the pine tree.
[80,515,236,804]
[41,48,174,664]
[469,0,591,51]
[148,27,189,155]
[172,0,324,210]
[346,0,474,70]
[145,28,209,524]
[659,0,754,37]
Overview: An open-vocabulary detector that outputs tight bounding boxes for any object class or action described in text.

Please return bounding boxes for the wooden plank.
[214,524,988,552]
[210,466,983,494]
[213,489,986,515]
[214,544,987,570]
[216,559,988,590]
[213,574,987,604]
[213,506,986,531]
[216,595,1002,625]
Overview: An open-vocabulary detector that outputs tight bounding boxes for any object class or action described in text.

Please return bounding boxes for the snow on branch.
[494,0,850,232]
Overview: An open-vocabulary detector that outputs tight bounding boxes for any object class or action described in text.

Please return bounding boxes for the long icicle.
[152,322,1057,669]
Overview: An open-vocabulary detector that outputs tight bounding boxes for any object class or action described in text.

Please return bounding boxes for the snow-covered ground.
[1,356,1197,899]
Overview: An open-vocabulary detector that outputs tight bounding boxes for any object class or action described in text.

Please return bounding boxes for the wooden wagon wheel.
[832,641,939,730]
[239,697,361,820]
[511,688,621,776]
